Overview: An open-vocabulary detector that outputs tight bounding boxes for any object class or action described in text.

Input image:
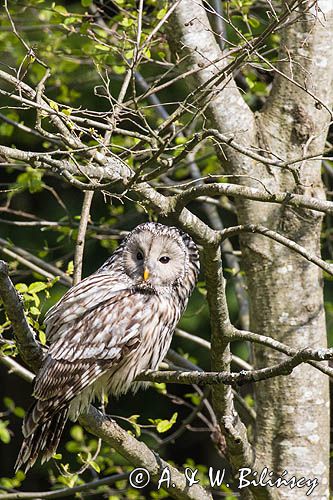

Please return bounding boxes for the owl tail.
[15,406,68,473]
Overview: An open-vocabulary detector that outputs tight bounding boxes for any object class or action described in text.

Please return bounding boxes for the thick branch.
[79,407,212,500]
[2,142,333,218]
[0,261,211,500]
[0,260,43,371]
[172,182,333,216]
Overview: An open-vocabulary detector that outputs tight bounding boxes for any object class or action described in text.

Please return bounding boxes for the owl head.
[121,222,200,288]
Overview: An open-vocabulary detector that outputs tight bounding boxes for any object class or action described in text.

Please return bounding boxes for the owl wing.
[34,290,151,406]
[31,288,154,424]
[45,272,127,343]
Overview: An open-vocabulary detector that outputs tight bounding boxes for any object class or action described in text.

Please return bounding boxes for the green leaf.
[143,48,151,59]
[153,383,167,395]
[30,306,40,316]
[28,282,48,293]
[125,49,134,60]
[248,15,260,28]
[15,283,28,293]
[16,167,44,194]
[128,416,141,437]
[185,393,201,405]
[66,440,80,453]
[95,44,109,52]
[15,470,25,482]
[66,260,74,276]
[120,18,134,27]
[175,136,188,145]
[4,397,15,411]
[90,461,100,473]
[0,421,11,444]
[0,122,14,137]
[157,8,167,19]
[62,107,72,116]
[49,100,59,111]
[81,0,92,6]
[156,412,178,433]
[70,425,84,442]
[39,331,46,345]
[14,407,25,418]
[112,65,126,75]
[53,5,68,15]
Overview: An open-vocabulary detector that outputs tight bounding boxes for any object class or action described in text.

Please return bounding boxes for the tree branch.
[137,346,333,385]
[220,224,333,276]
[73,191,94,285]
[231,327,333,379]
[172,182,333,216]
[0,356,34,384]
[0,472,128,500]
[0,261,211,500]
[0,238,71,286]
[0,260,43,372]
[79,407,212,500]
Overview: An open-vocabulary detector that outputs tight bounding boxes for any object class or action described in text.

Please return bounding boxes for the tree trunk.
[169,1,333,498]
[242,3,333,497]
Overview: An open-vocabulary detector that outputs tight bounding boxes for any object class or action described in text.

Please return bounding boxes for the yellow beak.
[143,268,150,281]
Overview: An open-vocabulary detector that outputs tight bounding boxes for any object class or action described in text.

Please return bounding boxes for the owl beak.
[143,268,150,281]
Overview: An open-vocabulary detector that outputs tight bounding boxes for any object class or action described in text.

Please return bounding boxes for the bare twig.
[0,472,128,500]
[137,347,333,385]
[0,237,72,286]
[231,327,333,379]
[73,191,94,285]
[0,356,34,383]
[220,224,333,277]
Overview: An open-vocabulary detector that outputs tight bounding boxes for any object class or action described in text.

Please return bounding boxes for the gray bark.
[168,0,333,498]
[247,3,333,498]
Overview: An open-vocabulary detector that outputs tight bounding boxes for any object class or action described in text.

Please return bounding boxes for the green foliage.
[70,424,84,442]
[127,414,141,437]
[3,397,25,418]
[0,471,25,491]
[15,167,45,194]
[149,412,178,433]
[0,420,11,444]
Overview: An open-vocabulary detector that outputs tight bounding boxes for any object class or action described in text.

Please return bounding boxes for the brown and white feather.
[15,222,200,472]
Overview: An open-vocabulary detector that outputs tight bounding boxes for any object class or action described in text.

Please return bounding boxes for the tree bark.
[168,1,333,498]
[245,3,333,498]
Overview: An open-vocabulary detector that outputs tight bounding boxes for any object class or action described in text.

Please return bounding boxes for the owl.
[16,222,200,472]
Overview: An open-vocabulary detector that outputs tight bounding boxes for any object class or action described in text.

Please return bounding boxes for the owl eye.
[136,251,143,261]
[159,256,170,264]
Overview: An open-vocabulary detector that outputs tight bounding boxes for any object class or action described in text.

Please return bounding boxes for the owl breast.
[68,288,182,421]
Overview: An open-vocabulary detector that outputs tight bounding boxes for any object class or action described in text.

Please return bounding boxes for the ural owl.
[16,222,200,471]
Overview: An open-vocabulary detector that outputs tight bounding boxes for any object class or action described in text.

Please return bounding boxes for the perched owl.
[16,222,200,472]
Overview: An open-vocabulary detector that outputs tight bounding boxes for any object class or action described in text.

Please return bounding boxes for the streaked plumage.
[16,222,200,471]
